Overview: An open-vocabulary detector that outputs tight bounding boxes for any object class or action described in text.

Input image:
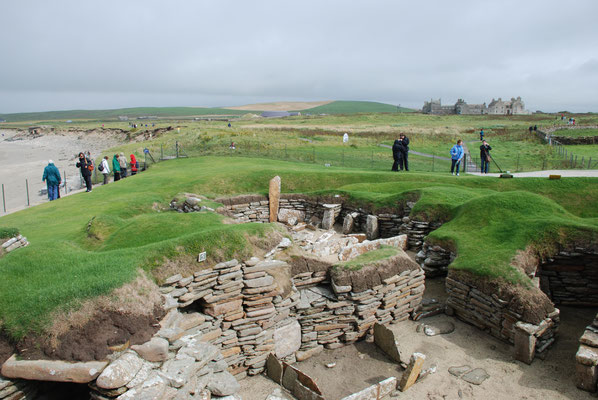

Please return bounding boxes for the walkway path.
[467,169,598,178]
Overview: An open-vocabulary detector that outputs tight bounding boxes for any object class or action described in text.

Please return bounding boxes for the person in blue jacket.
[42,160,61,201]
[450,140,464,176]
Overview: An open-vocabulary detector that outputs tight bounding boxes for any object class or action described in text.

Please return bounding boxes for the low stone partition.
[0,376,38,400]
[537,250,598,306]
[445,271,559,364]
[416,241,455,277]
[575,313,598,392]
[1,235,29,253]
[211,193,442,252]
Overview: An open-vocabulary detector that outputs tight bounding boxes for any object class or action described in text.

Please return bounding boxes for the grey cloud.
[1,0,597,113]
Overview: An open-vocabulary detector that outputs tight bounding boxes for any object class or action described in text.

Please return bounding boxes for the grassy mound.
[295,100,413,114]
[336,246,400,271]
[0,156,597,340]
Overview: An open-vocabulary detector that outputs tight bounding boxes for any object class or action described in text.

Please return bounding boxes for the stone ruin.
[1,176,595,397]
[0,235,29,254]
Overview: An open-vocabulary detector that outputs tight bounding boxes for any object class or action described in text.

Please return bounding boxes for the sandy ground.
[225,101,332,112]
[0,129,120,214]
[239,277,596,400]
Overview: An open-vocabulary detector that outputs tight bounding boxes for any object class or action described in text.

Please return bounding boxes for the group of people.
[391,134,410,171]
[42,151,140,202]
[98,153,139,184]
[449,138,493,175]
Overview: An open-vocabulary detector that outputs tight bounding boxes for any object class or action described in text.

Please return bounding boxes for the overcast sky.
[1,0,597,113]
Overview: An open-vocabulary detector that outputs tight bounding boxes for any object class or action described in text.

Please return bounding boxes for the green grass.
[552,128,598,138]
[0,227,19,239]
[1,112,598,339]
[293,100,413,114]
[335,246,399,271]
[0,107,253,122]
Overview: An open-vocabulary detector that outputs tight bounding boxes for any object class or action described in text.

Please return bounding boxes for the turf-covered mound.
[332,247,419,292]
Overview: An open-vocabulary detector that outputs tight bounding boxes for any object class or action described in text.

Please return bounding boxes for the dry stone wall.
[0,376,37,400]
[538,251,598,306]
[1,236,29,253]
[445,273,559,364]
[575,313,598,392]
[416,242,455,277]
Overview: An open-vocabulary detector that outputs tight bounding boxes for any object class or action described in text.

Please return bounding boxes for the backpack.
[98,163,104,172]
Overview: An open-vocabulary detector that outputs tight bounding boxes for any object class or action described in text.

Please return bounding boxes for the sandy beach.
[0,128,120,215]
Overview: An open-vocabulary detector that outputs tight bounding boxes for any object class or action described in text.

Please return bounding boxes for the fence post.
[589,157,593,169]
[64,171,67,194]
[574,155,578,168]
[161,144,163,160]
[463,154,467,173]
[581,156,585,169]
[2,184,5,213]
[570,154,574,167]
[176,141,179,158]
[26,179,30,206]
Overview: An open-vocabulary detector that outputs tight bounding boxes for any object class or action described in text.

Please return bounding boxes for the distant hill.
[292,100,414,114]
[0,101,415,122]
[0,107,251,123]
[224,101,333,112]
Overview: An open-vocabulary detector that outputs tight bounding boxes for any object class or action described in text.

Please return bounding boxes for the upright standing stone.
[269,176,281,223]
[366,215,379,240]
[514,322,537,365]
[322,208,335,230]
[373,323,402,363]
[342,214,354,234]
[399,353,425,392]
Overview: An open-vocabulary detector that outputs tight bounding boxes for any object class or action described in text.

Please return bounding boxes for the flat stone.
[116,371,167,400]
[581,330,598,348]
[461,368,490,385]
[178,342,219,365]
[399,353,425,392]
[577,344,598,366]
[373,323,402,363]
[207,371,240,396]
[274,320,301,358]
[282,366,298,392]
[244,276,274,288]
[165,274,183,285]
[448,365,472,377]
[366,215,379,240]
[1,355,107,383]
[131,337,170,362]
[296,345,324,362]
[161,356,199,388]
[97,351,144,389]
[321,209,335,230]
[423,321,455,336]
[266,353,283,384]
[204,299,243,316]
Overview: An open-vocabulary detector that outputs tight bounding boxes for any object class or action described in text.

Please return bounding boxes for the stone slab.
[1,355,107,383]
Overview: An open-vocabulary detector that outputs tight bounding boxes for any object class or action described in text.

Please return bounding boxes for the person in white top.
[100,156,111,184]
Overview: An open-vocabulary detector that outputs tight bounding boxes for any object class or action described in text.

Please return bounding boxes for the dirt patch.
[0,333,14,365]
[16,306,164,361]
[331,252,419,292]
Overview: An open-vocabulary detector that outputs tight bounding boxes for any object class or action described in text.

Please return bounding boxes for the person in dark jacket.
[42,160,61,200]
[391,139,403,171]
[112,154,121,181]
[399,134,409,171]
[480,140,492,174]
[76,152,93,192]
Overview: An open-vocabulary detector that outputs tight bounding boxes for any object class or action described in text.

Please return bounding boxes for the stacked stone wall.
[538,252,598,306]
[575,313,598,392]
[416,242,454,277]
[445,274,559,364]
[0,376,37,400]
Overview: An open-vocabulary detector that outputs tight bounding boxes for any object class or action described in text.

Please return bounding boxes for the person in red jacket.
[130,154,138,175]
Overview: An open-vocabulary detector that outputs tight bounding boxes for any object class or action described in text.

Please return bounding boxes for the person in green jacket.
[42,160,61,201]
[112,154,121,181]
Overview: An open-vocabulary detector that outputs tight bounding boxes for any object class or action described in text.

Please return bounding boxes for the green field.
[1,156,597,340]
[292,100,413,114]
[551,128,598,137]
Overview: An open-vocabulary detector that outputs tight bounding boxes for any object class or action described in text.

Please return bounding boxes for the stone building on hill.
[422,97,529,115]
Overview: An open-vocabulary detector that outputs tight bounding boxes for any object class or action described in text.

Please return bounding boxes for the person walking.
[76,152,93,192]
[398,134,409,171]
[479,128,484,141]
[112,154,121,181]
[119,152,128,178]
[100,156,110,184]
[480,140,492,174]
[391,138,402,171]
[130,154,138,176]
[450,140,464,176]
[42,160,61,201]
